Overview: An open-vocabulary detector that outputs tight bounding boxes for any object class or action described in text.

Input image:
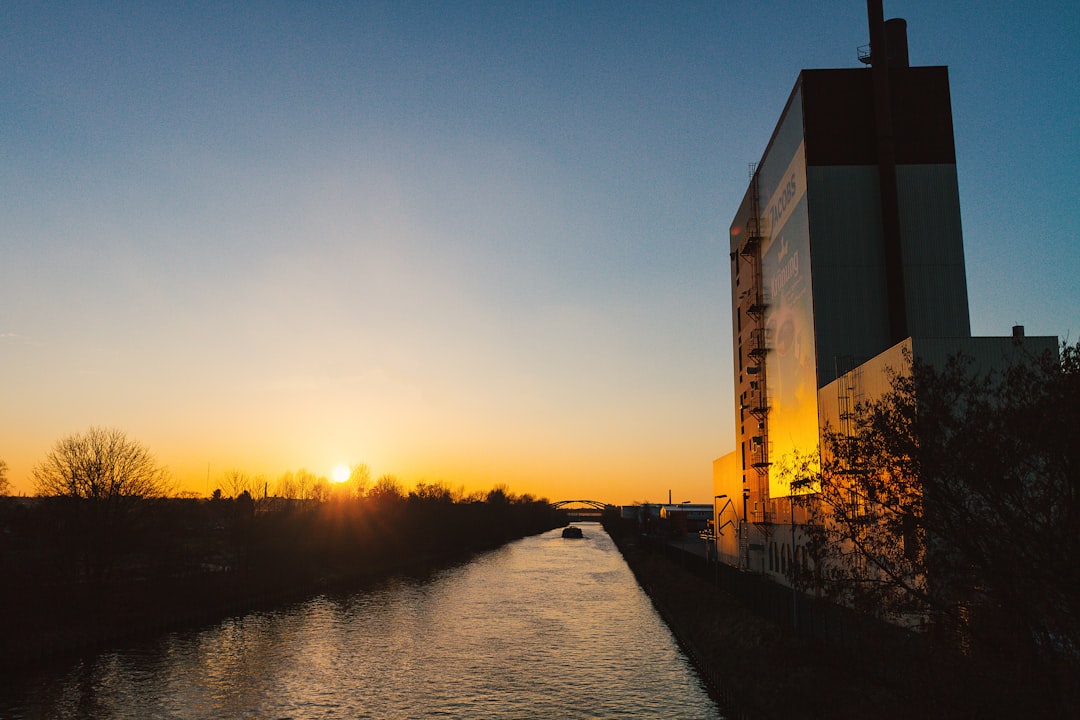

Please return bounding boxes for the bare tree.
[485,484,512,504]
[347,463,371,500]
[309,475,332,503]
[410,480,454,503]
[32,427,172,579]
[222,469,254,499]
[0,458,9,496]
[294,468,318,500]
[274,470,299,499]
[274,468,321,500]
[368,474,404,503]
[33,427,172,500]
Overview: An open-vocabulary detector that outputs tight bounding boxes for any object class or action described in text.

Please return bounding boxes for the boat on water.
[561,526,584,539]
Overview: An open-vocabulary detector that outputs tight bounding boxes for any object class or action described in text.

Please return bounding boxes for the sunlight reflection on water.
[5,524,721,719]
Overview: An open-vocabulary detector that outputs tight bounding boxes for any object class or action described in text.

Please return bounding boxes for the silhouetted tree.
[274,470,299,499]
[273,468,323,500]
[788,343,1080,713]
[368,474,404,504]
[410,480,454,503]
[485,484,510,505]
[294,468,319,500]
[32,426,173,579]
[346,463,371,500]
[222,469,254,499]
[234,490,255,519]
[0,458,9,496]
[309,475,332,503]
[33,427,172,501]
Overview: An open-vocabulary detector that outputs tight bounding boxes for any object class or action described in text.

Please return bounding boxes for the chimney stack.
[884,18,909,67]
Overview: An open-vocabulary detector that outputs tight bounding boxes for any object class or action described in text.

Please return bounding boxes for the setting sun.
[332,465,350,483]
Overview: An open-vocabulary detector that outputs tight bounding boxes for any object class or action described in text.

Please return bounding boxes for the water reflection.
[4,523,720,719]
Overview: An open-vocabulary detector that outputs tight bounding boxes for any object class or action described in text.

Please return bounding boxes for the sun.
[331,465,350,483]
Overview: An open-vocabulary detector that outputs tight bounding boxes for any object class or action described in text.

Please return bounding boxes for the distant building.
[659,504,713,534]
[713,8,1056,586]
[620,503,663,523]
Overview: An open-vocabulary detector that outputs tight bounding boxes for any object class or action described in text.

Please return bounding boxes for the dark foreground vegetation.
[784,343,1080,696]
[605,514,1070,720]
[0,490,564,668]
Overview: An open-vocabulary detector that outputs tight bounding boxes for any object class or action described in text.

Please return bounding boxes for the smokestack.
[1012,325,1026,338]
[884,18,909,67]
[865,3,909,68]
[866,0,908,343]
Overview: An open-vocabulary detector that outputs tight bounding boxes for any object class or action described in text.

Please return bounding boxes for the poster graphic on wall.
[761,143,818,498]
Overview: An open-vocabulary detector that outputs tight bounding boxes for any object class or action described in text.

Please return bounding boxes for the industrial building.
[712,5,1057,586]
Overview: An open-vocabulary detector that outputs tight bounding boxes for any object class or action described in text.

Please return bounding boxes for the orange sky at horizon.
[1,331,726,505]
[2,421,722,507]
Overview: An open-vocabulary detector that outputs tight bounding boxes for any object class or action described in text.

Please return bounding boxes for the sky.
[2,1,1078,505]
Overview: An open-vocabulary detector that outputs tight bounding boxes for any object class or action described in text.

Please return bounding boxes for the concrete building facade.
[713,10,1057,585]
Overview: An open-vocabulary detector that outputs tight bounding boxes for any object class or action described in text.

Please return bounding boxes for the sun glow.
[332,465,350,483]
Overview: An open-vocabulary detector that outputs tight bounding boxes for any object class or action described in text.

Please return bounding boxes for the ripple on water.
[3,524,721,720]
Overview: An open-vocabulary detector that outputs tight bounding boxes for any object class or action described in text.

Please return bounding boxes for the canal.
[1,523,721,719]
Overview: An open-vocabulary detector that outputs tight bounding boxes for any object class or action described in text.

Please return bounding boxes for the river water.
[2,523,721,719]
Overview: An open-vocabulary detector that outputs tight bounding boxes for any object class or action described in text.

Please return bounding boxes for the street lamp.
[711,495,725,562]
[714,494,739,566]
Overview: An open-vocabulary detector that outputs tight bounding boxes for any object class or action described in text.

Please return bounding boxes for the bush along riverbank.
[604,517,1059,720]
[0,493,564,669]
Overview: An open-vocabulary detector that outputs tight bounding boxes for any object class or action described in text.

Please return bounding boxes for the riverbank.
[2,520,723,719]
[2,546,470,669]
[608,524,1052,720]
[0,498,564,671]
[610,531,899,720]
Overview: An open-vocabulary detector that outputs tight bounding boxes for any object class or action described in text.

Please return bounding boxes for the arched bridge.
[551,500,615,521]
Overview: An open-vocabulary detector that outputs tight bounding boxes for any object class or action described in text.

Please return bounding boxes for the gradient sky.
[2,2,1078,505]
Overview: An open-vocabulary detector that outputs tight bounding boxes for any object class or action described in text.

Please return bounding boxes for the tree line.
[0,429,565,666]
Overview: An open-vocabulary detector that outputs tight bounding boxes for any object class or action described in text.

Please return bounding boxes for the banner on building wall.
[761,142,819,499]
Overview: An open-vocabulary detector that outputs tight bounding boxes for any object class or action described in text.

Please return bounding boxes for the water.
[2,523,721,719]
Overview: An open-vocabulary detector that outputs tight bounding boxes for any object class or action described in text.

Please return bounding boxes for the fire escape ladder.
[743,164,772,532]
[836,359,865,439]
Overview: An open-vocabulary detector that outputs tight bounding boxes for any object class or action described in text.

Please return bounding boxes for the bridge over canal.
[551,499,616,522]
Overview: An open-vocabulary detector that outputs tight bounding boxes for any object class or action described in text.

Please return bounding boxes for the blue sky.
[2,1,1078,503]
